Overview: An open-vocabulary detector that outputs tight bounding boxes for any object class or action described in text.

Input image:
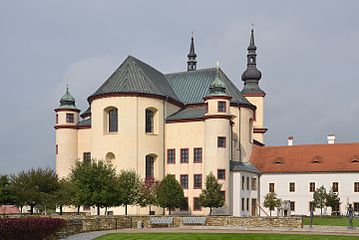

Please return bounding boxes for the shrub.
[0,217,66,240]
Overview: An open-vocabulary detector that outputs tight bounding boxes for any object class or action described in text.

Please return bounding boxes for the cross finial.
[216,61,220,75]
[66,84,69,91]
[191,31,194,38]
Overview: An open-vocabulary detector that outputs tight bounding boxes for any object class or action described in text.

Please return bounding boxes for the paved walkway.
[61,225,359,240]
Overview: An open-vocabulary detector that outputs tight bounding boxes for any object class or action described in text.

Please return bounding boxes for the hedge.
[0,217,66,240]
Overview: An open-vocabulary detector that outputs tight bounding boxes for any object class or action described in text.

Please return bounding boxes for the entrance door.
[251,199,257,216]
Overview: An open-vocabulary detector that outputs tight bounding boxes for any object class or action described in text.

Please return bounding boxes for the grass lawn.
[95,233,358,240]
[303,216,359,226]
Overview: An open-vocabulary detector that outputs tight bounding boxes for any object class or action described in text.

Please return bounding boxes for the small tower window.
[56,114,58,124]
[218,101,226,112]
[217,137,226,148]
[205,102,208,113]
[66,113,74,123]
[108,109,118,132]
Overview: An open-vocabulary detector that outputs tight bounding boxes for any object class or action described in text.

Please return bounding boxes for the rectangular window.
[289,182,295,192]
[193,197,201,211]
[269,183,275,193]
[241,198,245,211]
[180,148,189,163]
[309,201,314,211]
[251,177,257,190]
[309,182,315,192]
[205,102,208,113]
[194,148,202,163]
[246,198,249,211]
[180,197,189,211]
[218,101,226,112]
[56,144,58,155]
[83,152,91,165]
[66,113,74,123]
[180,175,188,189]
[246,177,250,190]
[56,114,58,124]
[354,202,359,212]
[167,149,175,164]
[145,109,154,133]
[217,137,226,148]
[194,174,202,189]
[332,182,339,192]
[290,201,295,211]
[354,182,359,192]
[242,176,245,190]
[220,191,225,201]
[217,169,225,180]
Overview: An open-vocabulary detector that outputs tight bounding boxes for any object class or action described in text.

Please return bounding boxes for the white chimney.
[327,134,336,144]
[288,136,294,146]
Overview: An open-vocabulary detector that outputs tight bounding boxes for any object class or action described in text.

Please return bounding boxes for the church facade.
[55,30,359,216]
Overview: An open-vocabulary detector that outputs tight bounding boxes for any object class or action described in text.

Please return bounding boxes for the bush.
[0,217,66,240]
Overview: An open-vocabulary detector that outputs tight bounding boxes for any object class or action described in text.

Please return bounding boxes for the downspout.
[238,106,242,162]
[163,97,168,179]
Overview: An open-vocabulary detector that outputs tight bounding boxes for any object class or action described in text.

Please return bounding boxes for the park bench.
[149,217,173,227]
[182,216,206,226]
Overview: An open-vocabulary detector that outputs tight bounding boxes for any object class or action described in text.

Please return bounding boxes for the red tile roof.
[250,143,359,173]
[0,205,20,214]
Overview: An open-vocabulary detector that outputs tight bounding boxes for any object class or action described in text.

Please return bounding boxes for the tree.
[10,168,59,214]
[326,188,340,215]
[137,180,159,215]
[199,172,224,215]
[0,175,16,205]
[70,160,118,215]
[313,185,327,216]
[156,175,184,215]
[52,178,72,215]
[116,170,141,215]
[263,192,281,216]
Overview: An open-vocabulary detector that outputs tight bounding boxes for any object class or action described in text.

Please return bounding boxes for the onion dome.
[241,29,265,95]
[208,62,228,96]
[58,85,78,110]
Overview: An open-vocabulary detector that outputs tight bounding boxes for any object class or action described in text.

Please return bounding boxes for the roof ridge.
[165,67,217,76]
[260,142,359,149]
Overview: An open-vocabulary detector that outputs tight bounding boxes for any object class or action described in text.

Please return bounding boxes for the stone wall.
[58,215,302,236]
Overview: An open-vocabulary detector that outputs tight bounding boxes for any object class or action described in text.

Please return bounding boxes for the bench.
[182,216,206,225]
[149,217,173,227]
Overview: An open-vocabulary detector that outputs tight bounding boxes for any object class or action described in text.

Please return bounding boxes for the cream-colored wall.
[165,121,205,215]
[229,106,240,162]
[245,96,264,143]
[239,107,254,162]
[55,111,79,178]
[77,129,91,160]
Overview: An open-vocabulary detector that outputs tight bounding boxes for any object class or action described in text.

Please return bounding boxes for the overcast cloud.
[1,0,358,174]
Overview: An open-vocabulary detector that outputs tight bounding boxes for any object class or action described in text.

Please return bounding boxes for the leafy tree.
[156,175,184,215]
[10,168,59,214]
[137,180,159,215]
[326,188,340,215]
[116,170,141,215]
[263,192,281,216]
[0,175,16,205]
[70,160,118,215]
[53,178,73,215]
[313,185,327,216]
[199,172,224,215]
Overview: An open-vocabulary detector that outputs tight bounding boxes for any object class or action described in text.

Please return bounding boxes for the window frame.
[354,182,359,192]
[332,182,339,192]
[269,183,275,193]
[66,113,74,123]
[354,202,359,212]
[217,169,225,180]
[167,149,176,164]
[193,148,203,163]
[217,136,226,148]
[309,182,316,192]
[218,101,226,112]
[180,174,188,189]
[83,152,91,165]
[246,177,250,190]
[193,197,202,211]
[194,174,202,189]
[180,148,189,163]
[108,108,118,133]
[145,109,155,133]
[290,201,295,211]
[251,177,257,190]
[180,197,189,211]
[289,182,295,192]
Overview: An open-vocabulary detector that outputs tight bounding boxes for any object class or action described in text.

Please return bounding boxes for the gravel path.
[61,226,359,240]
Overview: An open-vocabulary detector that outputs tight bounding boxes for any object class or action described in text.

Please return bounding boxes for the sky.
[0,0,359,174]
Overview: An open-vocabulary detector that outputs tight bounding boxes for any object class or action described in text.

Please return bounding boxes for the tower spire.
[187,32,197,71]
[241,28,265,95]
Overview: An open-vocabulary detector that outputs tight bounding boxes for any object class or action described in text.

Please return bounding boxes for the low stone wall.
[58,215,303,236]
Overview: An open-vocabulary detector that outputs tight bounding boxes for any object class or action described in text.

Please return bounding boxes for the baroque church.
[55,30,359,216]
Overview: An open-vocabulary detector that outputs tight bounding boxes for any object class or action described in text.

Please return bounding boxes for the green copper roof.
[167,107,205,121]
[207,67,228,97]
[230,160,261,174]
[90,56,181,102]
[78,118,91,127]
[58,87,78,110]
[165,68,252,106]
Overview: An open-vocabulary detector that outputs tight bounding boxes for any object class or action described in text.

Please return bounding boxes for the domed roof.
[241,66,262,81]
[58,86,78,110]
[207,63,228,96]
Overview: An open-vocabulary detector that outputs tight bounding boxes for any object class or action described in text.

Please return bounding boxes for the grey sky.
[1,0,358,174]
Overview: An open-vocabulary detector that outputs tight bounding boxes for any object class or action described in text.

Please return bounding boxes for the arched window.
[145,154,156,184]
[108,108,118,132]
[145,108,156,133]
[105,152,115,165]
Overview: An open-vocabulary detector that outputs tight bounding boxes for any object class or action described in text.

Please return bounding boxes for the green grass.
[95,233,358,240]
[303,216,359,226]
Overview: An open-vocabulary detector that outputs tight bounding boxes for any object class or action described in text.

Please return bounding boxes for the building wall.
[260,172,359,216]
[239,107,254,162]
[245,96,264,143]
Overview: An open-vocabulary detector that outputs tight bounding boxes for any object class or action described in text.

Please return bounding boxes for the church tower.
[187,33,197,71]
[54,86,80,178]
[241,29,267,143]
[203,63,232,214]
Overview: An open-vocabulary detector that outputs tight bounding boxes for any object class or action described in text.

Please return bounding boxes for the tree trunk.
[30,205,34,215]
[97,206,100,215]
[77,206,80,215]
[20,205,23,214]
[60,206,63,215]
[320,207,323,216]
[270,210,272,217]
[169,208,172,215]
[209,207,212,216]
[105,207,108,215]
[149,205,152,215]
[125,205,128,215]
